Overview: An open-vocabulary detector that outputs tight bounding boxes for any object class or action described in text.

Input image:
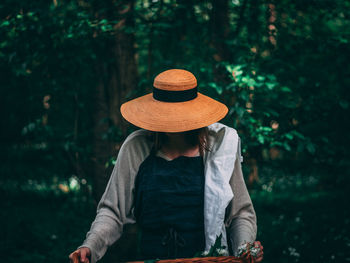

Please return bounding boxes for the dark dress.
[134,150,205,260]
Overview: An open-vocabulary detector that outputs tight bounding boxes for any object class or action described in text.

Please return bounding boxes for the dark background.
[1,0,349,262]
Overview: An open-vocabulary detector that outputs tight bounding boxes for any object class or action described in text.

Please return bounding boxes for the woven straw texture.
[126,255,254,263]
[120,69,228,132]
[154,69,197,91]
[71,253,254,263]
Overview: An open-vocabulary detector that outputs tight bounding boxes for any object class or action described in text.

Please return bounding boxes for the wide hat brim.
[120,92,228,132]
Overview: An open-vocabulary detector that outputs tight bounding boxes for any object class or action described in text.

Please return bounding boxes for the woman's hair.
[153,127,210,156]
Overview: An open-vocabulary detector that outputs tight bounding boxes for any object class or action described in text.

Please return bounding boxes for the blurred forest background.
[1,0,350,262]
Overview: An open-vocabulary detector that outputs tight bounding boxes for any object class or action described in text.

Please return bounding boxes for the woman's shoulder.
[123,129,153,144]
[207,123,238,141]
[119,129,154,158]
[205,123,240,156]
[208,122,238,134]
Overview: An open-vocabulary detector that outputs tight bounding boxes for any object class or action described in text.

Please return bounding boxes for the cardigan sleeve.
[224,136,257,256]
[78,130,152,263]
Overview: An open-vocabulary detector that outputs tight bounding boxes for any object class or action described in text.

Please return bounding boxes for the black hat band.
[153,87,198,102]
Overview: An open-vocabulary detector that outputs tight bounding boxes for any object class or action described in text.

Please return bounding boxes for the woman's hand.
[69,247,91,263]
[253,241,264,262]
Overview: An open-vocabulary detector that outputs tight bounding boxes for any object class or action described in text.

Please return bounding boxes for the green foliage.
[252,188,350,263]
[222,63,306,155]
[2,0,349,174]
[0,0,349,261]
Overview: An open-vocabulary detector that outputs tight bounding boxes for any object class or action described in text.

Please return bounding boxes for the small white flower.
[69,176,80,191]
[238,243,248,251]
[216,248,229,256]
[250,246,260,257]
[237,242,249,257]
[237,242,261,258]
[288,247,300,257]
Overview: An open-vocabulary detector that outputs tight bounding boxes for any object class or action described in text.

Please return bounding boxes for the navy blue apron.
[134,150,205,260]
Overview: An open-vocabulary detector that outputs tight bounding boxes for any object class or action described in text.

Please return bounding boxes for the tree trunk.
[209,0,232,91]
[210,0,231,62]
[92,0,138,202]
[92,60,114,203]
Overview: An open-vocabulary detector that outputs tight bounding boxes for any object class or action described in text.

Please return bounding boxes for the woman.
[69,69,263,263]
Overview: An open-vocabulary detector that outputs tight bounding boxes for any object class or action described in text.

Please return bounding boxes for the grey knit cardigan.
[79,122,257,263]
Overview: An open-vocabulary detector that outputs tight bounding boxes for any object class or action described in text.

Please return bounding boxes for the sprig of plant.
[194,234,228,257]
[237,242,261,258]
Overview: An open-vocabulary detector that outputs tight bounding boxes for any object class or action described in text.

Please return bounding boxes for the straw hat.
[120,69,228,132]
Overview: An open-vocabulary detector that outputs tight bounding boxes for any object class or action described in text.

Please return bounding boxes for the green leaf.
[285,133,294,140]
[247,78,256,87]
[281,86,292,92]
[291,130,305,139]
[225,64,233,73]
[257,135,265,144]
[306,142,316,154]
[206,234,224,257]
[99,19,108,24]
[208,82,223,95]
[267,74,276,81]
[284,142,291,151]
[241,76,249,83]
[257,75,265,81]
[1,20,10,27]
[193,251,203,257]
[266,82,275,90]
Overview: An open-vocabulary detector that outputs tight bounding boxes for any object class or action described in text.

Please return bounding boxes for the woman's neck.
[160,133,199,159]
